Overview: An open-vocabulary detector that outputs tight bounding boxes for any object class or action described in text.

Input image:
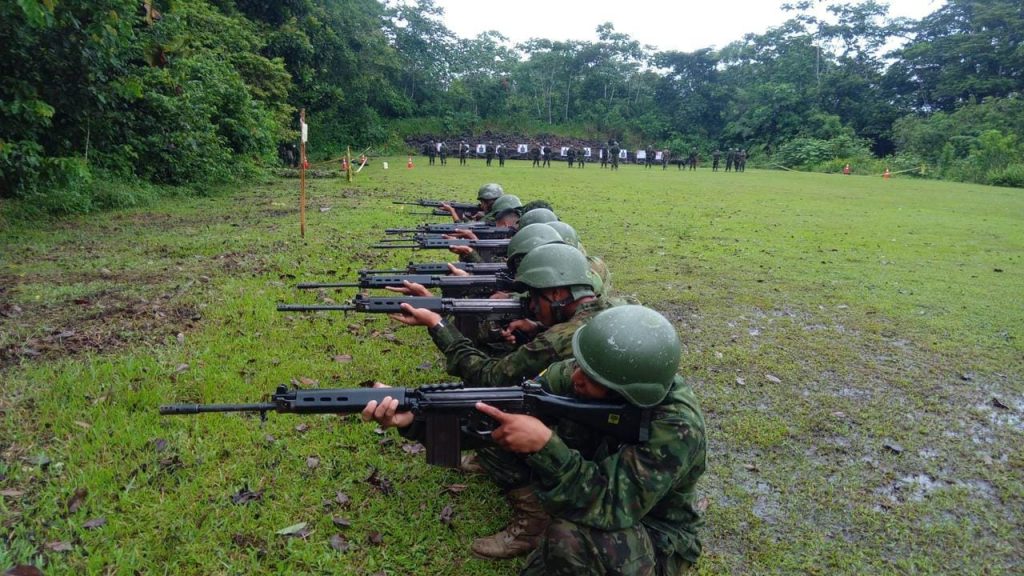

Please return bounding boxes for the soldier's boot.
[471,486,550,559]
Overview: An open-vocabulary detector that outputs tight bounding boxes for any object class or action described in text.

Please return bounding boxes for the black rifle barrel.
[296,282,361,289]
[159,402,277,415]
[277,303,355,311]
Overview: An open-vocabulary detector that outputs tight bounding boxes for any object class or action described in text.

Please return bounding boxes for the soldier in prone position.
[363,305,707,572]
[387,244,614,388]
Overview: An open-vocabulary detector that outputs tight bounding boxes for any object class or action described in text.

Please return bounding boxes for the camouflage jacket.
[526,360,707,564]
[428,297,616,387]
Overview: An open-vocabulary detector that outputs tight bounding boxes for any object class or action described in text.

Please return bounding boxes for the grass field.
[1,158,1022,575]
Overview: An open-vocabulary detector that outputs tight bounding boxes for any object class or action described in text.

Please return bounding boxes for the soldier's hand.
[440,202,460,222]
[501,319,542,344]
[444,229,478,241]
[361,383,414,429]
[446,262,470,277]
[476,402,551,453]
[389,302,443,328]
[448,245,474,256]
[384,280,432,297]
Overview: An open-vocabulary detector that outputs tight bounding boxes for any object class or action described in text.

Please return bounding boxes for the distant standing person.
[688,148,698,171]
[566,146,575,168]
[427,140,437,166]
[725,148,735,172]
[577,147,586,168]
[599,145,608,168]
[496,143,506,167]
[661,149,669,170]
[438,141,448,166]
[485,142,494,167]
[737,149,747,172]
[542,143,552,167]
[531,143,541,167]
[644,146,654,168]
[459,140,470,166]
[609,141,620,171]
[712,149,721,172]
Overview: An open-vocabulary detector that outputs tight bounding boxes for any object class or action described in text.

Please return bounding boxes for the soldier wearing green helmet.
[388,243,618,388]
[441,182,504,222]
[364,305,707,570]
[486,193,522,226]
[544,221,578,249]
[445,193,523,264]
[505,224,565,274]
[543,220,613,297]
[517,207,558,228]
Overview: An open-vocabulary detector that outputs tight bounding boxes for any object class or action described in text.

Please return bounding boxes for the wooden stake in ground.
[346,146,352,183]
[299,109,307,238]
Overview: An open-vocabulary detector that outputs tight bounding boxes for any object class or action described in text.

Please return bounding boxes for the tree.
[886,0,1024,112]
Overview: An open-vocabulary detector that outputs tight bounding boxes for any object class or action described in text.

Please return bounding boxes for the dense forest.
[2,0,1023,215]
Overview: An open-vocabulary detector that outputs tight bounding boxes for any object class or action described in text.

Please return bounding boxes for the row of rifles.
[276,198,530,343]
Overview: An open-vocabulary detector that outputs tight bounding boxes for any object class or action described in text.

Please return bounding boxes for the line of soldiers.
[418,139,749,176]
[353,183,707,575]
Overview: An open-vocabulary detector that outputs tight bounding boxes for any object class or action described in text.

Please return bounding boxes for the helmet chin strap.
[543,289,575,324]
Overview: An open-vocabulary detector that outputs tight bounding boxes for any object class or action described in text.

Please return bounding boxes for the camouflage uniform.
[428,298,616,387]
[586,254,610,296]
[480,359,706,575]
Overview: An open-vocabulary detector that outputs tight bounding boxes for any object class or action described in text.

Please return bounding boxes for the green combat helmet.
[512,244,594,299]
[571,305,680,407]
[521,199,554,213]
[477,183,504,201]
[518,207,558,228]
[545,221,579,249]
[488,194,522,220]
[506,224,566,273]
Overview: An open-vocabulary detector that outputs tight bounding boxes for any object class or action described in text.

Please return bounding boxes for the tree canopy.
[3,0,1023,214]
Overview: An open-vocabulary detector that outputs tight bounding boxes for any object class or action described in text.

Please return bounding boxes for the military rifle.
[296,273,514,298]
[372,237,509,259]
[358,261,508,276]
[160,381,652,468]
[277,293,525,321]
[393,199,479,210]
[393,199,481,219]
[383,225,515,239]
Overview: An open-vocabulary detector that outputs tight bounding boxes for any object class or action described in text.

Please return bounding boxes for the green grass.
[1,158,1022,574]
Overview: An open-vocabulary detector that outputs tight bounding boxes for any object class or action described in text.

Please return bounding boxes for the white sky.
[432,0,944,52]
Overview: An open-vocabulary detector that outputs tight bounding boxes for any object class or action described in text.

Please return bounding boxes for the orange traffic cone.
[883,168,891,179]
[407,156,414,168]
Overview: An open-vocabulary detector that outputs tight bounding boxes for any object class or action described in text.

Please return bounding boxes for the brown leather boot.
[471,486,550,559]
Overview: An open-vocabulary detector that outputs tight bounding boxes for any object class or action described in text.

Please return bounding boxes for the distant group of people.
[713,148,747,172]
[412,138,751,173]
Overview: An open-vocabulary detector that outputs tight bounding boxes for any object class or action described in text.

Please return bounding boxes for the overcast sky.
[431,0,944,52]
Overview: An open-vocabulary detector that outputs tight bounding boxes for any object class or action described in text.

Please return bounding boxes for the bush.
[775,135,874,171]
[988,164,1024,188]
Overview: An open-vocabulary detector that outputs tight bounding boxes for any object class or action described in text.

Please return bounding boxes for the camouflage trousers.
[476,448,692,576]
